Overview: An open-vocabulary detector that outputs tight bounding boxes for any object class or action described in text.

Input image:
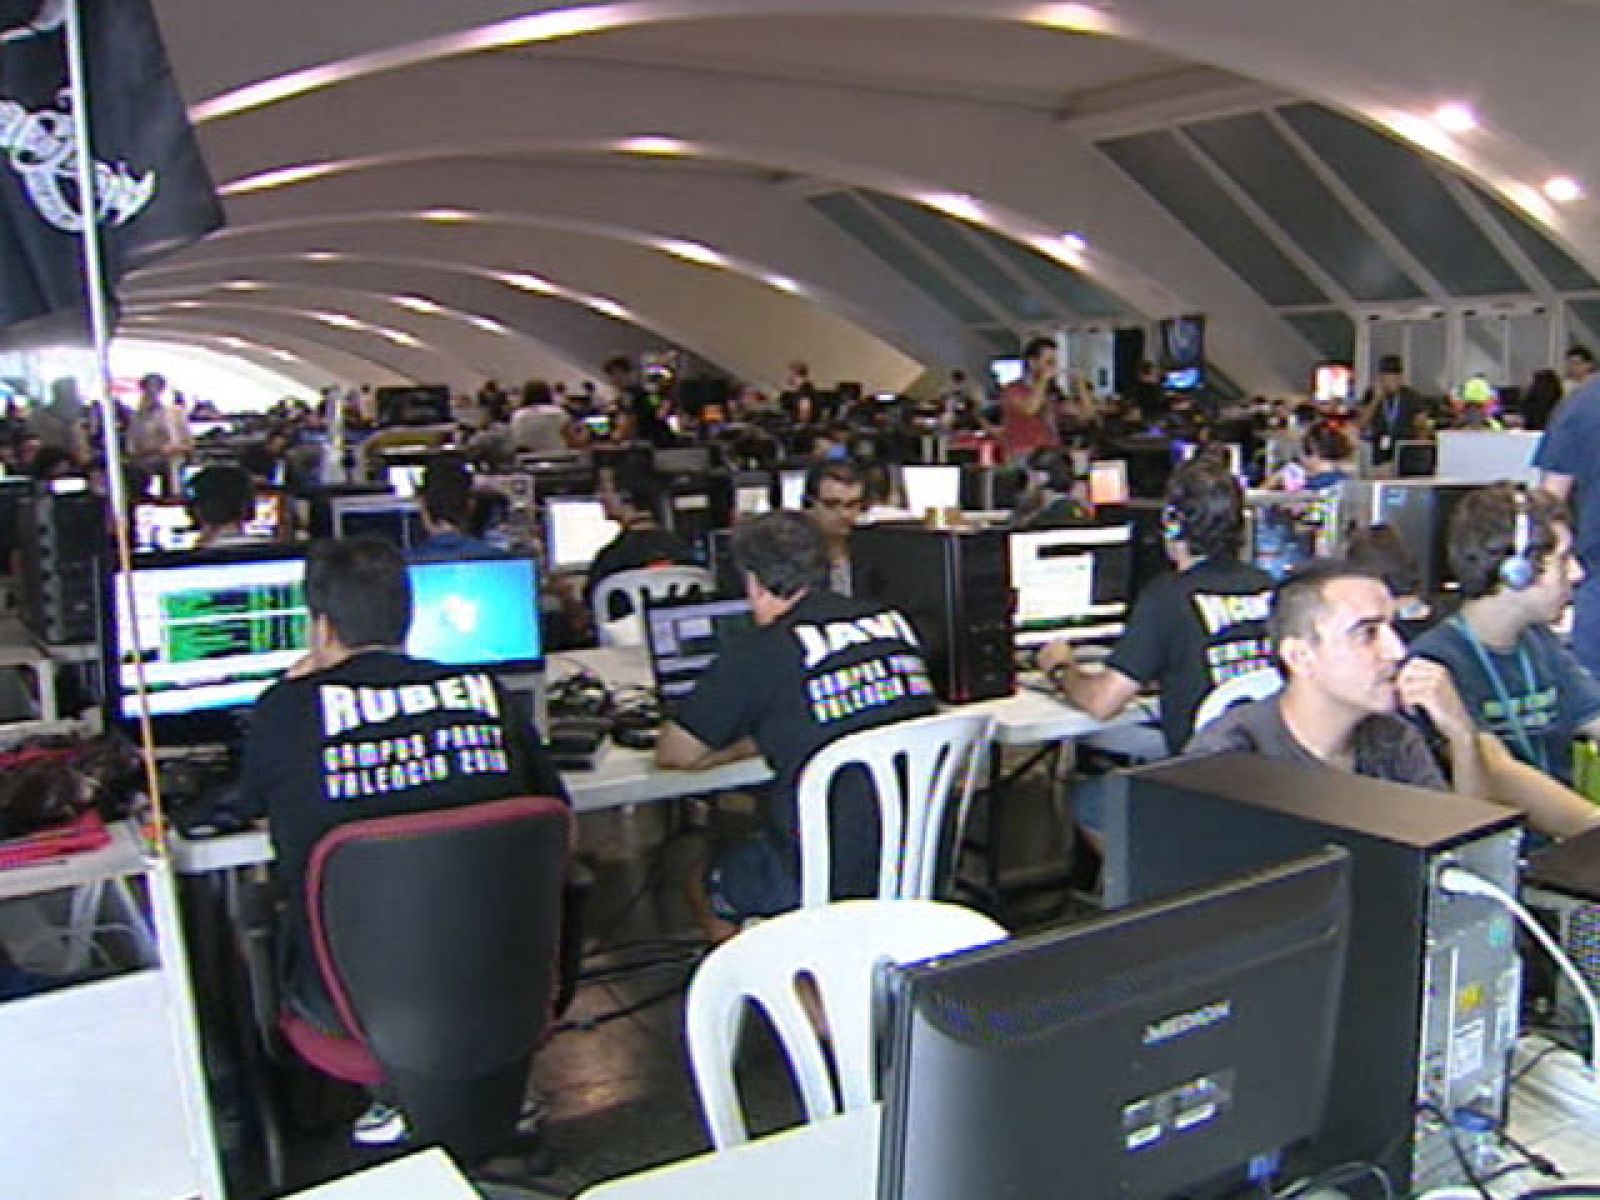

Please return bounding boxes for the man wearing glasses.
[805,460,867,596]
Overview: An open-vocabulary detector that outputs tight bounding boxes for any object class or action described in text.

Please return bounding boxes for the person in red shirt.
[999,336,1063,462]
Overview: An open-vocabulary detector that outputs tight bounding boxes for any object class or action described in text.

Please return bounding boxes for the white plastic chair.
[1192,667,1284,733]
[591,564,715,646]
[684,898,1006,1149]
[795,710,994,908]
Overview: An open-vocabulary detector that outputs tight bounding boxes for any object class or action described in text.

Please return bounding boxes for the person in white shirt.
[509,380,572,456]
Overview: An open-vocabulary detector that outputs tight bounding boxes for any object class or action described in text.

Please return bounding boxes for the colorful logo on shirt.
[1192,589,1275,688]
[792,610,921,669]
[792,610,933,726]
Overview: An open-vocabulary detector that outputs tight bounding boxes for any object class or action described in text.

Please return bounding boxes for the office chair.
[279,795,572,1164]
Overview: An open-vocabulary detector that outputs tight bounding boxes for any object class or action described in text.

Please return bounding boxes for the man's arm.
[655,722,759,770]
[1396,658,1486,799]
[1479,734,1600,838]
[1036,640,1142,720]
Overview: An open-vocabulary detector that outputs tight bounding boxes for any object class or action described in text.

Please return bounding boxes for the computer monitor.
[733,472,772,519]
[109,553,310,719]
[544,496,620,571]
[332,495,426,553]
[386,464,426,498]
[653,445,712,477]
[877,847,1350,1200]
[405,557,542,672]
[901,465,961,515]
[779,469,808,511]
[375,384,451,426]
[988,356,1024,389]
[644,595,754,708]
[1088,460,1130,506]
[1247,490,1343,582]
[133,494,288,554]
[1009,524,1134,648]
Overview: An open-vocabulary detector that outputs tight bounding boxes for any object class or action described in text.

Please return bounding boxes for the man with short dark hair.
[188,464,259,548]
[1039,457,1277,753]
[998,336,1062,462]
[584,470,697,621]
[413,455,501,560]
[237,537,565,1141]
[656,511,936,933]
[1188,560,1484,793]
[1411,484,1600,835]
[1359,354,1428,467]
[805,459,866,595]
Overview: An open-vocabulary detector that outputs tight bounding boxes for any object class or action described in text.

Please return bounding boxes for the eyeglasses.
[815,496,864,511]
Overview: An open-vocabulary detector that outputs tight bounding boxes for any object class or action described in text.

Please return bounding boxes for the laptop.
[644,595,755,713]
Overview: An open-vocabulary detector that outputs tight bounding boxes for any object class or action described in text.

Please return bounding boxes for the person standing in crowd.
[510,380,572,457]
[1521,368,1564,431]
[1125,359,1166,427]
[1564,344,1596,395]
[1038,457,1276,754]
[780,361,818,426]
[999,336,1063,463]
[127,373,192,484]
[1359,354,1428,468]
[1537,347,1600,676]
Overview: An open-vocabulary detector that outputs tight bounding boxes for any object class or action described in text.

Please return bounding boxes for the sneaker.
[351,1100,408,1147]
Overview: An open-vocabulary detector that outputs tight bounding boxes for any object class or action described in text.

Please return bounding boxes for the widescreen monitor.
[734,476,772,518]
[375,384,451,426]
[405,557,542,672]
[332,496,425,553]
[1009,524,1133,648]
[133,494,287,554]
[901,465,961,515]
[644,595,754,709]
[988,356,1024,389]
[878,847,1350,1200]
[545,496,620,570]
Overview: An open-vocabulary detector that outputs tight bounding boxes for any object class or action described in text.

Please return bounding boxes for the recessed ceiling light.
[466,314,510,335]
[1544,176,1583,204]
[659,238,726,267]
[764,274,801,295]
[1025,4,1115,34]
[310,311,366,331]
[921,192,985,223]
[220,280,265,292]
[617,135,691,157]
[303,251,342,263]
[495,271,558,294]
[1432,103,1478,134]
[417,208,477,224]
[221,161,340,196]
[392,295,444,315]
[376,327,425,348]
[585,296,629,320]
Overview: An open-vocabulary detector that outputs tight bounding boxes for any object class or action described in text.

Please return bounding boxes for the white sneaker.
[351,1100,408,1147]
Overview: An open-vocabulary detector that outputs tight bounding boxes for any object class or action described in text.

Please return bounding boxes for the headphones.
[1498,486,1537,591]
[1161,502,1187,544]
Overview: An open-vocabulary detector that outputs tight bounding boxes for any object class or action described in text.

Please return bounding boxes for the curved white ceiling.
[125,0,1600,394]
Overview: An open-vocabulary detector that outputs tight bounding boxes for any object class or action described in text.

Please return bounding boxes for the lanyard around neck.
[1451,615,1547,771]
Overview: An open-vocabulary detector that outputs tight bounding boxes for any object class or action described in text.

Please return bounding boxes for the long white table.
[170,646,1156,876]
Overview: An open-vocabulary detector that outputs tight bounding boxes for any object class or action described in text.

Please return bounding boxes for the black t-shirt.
[584,526,699,618]
[1107,557,1276,753]
[673,591,938,896]
[1362,385,1428,463]
[238,650,566,1030]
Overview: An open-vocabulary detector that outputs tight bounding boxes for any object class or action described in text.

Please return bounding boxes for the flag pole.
[62,0,170,853]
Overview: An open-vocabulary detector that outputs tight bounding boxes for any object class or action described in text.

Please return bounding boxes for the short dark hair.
[521,379,553,408]
[1164,457,1244,559]
[1448,483,1569,599]
[804,459,865,505]
[1567,344,1595,365]
[1268,559,1388,653]
[612,469,665,519]
[602,354,633,377]
[1302,421,1352,464]
[420,455,474,527]
[1022,336,1054,365]
[1345,524,1422,599]
[305,537,413,647]
[731,511,828,598]
[189,465,254,528]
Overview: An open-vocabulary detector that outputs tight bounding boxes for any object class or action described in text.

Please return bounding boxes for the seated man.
[188,464,261,549]
[1188,560,1485,795]
[1039,457,1276,755]
[583,470,697,623]
[237,537,566,1143]
[805,460,867,596]
[412,455,502,560]
[1411,484,1600,836]
[655,511,937,935]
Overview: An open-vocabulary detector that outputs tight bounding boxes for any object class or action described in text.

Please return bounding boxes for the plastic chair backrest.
[591,564,716,646]
[685,898,1006,1149]
[795,710,994,908]
[1192,667,1284,734]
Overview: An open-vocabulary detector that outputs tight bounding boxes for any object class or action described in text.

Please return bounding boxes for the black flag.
[0,0,223,340]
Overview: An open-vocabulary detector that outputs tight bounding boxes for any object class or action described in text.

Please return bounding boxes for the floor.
[222,748,1093,1198]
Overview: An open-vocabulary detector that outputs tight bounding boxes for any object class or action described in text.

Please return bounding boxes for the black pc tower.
[1104,754,1523,1193]
[19,483,106,644]
[850,525,1013,703]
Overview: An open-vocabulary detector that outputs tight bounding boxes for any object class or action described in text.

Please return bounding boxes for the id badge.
[1378,435,1393,456]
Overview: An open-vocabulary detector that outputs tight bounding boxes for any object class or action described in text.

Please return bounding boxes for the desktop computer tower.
[19,485,107,645]
[1104,754,1523,1194]
[851,525,1013,703]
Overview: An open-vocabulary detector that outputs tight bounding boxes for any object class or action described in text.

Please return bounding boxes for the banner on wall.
[0,0,223,343]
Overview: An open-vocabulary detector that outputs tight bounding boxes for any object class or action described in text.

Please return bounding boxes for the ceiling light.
[1544,175,1583,204]
[267,349,299,363]
[1431,103,1478,134]
[417,208,477,224]
[585,296,629,320]
[376,327,425,348]
[764,274,801,295]
[1059,232,1088,255]
[495,271,557,294]
[616,135,691,157]
[659,238,726,267]
[170,300,202,309]
[1025,4,1115,35]
[921,192,985,223]
[302,251,342,263]
[392,295,444,315]
[220,280,265,292]
[220,161,340,196]
[310,311,366,331]
[466,314,510,335]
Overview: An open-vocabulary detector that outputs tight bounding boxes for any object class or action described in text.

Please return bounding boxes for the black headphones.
[1161,502,1187,544]
[1498,486,1537,591]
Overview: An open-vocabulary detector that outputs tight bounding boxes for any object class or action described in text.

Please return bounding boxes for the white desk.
[282,1148,480,1199]
[578,1106,879,1200]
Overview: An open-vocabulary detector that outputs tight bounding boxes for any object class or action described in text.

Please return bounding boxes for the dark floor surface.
[216,747,1099,1198]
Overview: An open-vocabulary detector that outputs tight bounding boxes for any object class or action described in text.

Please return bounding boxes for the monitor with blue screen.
[406,557,542,671]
